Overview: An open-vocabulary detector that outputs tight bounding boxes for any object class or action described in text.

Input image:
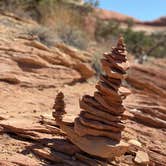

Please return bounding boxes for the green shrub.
[28,26,59,47]
[123,29,153,53]
[91,52,102,75]
[56,25,88,50]
[126,18,134,28]
[94,19,166,58]
[146,32,166,58]
[95,20,121,41]
[124,30,166,58]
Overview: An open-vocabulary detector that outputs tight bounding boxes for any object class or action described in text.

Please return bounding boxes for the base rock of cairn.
[53,36,131,159]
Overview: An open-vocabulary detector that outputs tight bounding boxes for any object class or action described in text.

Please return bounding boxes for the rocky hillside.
[0,12,166,165]
[0,12,94,85]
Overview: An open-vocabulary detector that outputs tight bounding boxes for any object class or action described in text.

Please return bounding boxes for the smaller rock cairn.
[74,36,130,142]
[52,91,66,121]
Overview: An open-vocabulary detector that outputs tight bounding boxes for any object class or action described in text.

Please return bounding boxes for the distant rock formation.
[143,16,166,26]
[94,8,139,23]
[53,36,131,159]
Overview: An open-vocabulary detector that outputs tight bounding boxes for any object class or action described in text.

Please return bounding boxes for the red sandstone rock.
[29,145,85,166]
[80,99,121,122]
[6,154,41,166]
[0,160,17,166]
[102,63,125,79]
[74,118,122,141]
[94,92,124,115]
[79,116,122,132]
[130,109,166,128]
[59,122,129,159]
[100,74,120,91]
[52,92,66,121]
[80,111,125,129]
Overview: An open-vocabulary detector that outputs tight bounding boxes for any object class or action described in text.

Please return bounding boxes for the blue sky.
[99,0,166,21]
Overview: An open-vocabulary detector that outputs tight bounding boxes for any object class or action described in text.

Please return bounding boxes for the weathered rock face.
[74,36,130,142]
[0,12,94,89]
[123,59,166,166]
[126,62,166,128]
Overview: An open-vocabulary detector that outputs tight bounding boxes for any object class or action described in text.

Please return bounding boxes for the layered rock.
[126,62,166,128]
[74,36,130,142]
[0,12,95,89]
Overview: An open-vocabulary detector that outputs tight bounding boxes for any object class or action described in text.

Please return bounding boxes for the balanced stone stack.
[52,92,66,120]
[74,36,130,142]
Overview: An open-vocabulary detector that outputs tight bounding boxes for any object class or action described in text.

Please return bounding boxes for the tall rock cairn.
[74,36,130,142]
[52,92,66,121]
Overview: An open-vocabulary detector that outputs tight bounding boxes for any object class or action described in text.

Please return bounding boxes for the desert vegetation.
[95,19,166,57]
[92,19,166,72]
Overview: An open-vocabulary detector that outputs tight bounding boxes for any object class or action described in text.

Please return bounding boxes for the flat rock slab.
[29,145,86,166]
[39,138,81,155]
[0,118,61,133]
[0,118,64,140]
[0,160,17,166]
[5,154,41,166]
[60,123,129,159]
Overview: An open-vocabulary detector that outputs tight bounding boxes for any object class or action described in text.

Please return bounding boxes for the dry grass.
[36,2,88,49]
[38,2,83,30]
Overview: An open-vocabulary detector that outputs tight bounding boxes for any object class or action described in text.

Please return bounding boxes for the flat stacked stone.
[74,36,130,142]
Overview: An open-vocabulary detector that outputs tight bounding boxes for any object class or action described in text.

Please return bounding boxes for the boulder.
[134,151,149,166]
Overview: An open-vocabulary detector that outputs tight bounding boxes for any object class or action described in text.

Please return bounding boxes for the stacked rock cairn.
[52,91,66,121]
[74,36,130,142]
